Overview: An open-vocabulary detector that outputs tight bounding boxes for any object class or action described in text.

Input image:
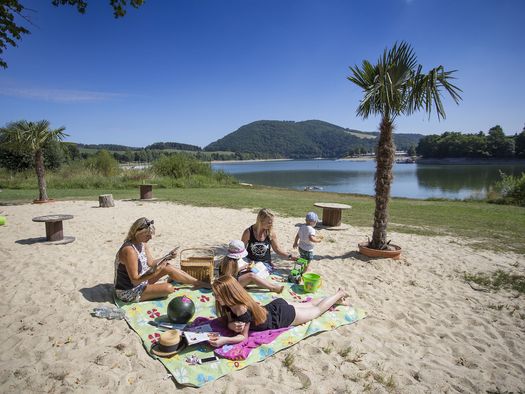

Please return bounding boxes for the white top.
[298,224,316,251]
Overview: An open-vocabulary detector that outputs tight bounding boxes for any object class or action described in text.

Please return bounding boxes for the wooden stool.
[32,214,75,244]
[313,202,352,227]
[99,194,114,207]
[139,184,155,200]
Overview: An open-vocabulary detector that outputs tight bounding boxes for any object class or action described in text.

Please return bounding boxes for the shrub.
[492,171,525,206]
[153,153,212,179]
[86,150,120,176]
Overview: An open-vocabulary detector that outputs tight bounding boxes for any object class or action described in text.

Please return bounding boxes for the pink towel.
[189,317,290,360]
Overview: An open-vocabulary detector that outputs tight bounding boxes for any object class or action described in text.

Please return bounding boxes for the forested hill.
[76,142,201,151]
[204,120,422,158]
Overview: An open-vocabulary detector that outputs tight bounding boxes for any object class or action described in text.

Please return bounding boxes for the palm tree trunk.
[371,117,395,249]
[34,149,48,201]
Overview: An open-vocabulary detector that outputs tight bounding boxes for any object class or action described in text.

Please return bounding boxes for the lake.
[212,159,525,200]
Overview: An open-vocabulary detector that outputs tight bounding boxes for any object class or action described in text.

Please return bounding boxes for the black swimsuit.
[230,299,296,331]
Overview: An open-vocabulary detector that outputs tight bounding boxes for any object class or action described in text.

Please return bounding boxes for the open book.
[183,324,220,346]
[140,247,180,277]
[237,259,270,279]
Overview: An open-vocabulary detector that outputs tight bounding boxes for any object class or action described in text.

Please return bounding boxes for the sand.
[0,199,523,393]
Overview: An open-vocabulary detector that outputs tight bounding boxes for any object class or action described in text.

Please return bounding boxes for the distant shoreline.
[211,158,292,164]
[212,157,525,165]
[416,157,525,165]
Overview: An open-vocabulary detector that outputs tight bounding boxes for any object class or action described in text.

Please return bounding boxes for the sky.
[1,0,524,148]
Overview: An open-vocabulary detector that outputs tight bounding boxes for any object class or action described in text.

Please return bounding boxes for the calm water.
[212,160,525,200]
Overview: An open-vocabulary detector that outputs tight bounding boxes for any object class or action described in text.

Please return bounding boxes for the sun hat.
[306,211,319,223]
[227,240,248,259]
[151,329,187,357]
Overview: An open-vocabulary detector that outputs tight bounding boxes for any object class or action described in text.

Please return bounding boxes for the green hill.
[204,120,422,158]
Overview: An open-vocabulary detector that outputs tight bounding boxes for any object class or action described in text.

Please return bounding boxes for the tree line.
[416,125,525,159]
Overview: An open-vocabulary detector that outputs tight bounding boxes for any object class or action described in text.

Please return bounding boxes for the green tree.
[348,42,461,249]
[406,145,417,157]
[0,120,67,201]
[515,126,525,158]
[487,125,514,158]
[1,0,144,68]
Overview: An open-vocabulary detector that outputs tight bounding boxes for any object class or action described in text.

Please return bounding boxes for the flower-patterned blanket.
[115,275,366,387]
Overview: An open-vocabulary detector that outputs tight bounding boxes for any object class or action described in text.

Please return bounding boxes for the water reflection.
[212,160,525,200]
[415,164,525,197]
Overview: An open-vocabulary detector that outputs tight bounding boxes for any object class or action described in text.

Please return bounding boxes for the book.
[183,325,220,345]
[238,260,270,279]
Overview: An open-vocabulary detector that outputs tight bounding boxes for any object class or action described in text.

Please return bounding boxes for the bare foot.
[273,285,285,294]
[336,288,350,305]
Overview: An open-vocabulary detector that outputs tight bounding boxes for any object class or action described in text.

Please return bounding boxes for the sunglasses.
[138,219,155,231]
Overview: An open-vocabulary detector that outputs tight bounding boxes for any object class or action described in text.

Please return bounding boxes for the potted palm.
[348,42,462,258]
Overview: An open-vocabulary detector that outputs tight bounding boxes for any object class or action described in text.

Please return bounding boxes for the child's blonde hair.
[219,256,238,277]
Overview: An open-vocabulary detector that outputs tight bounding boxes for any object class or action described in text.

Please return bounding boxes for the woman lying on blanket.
[208,275,348,348]
[219,240,284,294]
[114,217,209,302]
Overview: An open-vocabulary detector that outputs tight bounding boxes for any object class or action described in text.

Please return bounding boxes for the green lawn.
[1,186,524,254]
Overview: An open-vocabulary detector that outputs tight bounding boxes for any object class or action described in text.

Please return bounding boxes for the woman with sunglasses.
[114,217,209,302]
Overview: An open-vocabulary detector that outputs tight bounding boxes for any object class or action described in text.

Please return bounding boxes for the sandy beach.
[0,199,523,393]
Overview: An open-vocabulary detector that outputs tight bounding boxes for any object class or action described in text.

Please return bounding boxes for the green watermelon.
[167,296,195,324]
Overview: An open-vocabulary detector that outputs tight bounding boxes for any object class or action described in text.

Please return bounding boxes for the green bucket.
[302,272,322,293]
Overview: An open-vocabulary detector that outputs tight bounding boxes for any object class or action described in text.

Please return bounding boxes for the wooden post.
[45,221,64,241]
[322,208,342,227]
[139,184,153,200]
[99,194,115,207]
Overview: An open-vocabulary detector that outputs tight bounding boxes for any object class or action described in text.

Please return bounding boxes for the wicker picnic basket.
[179,248,215,283]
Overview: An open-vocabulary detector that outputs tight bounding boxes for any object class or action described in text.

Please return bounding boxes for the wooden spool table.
[313,202,352,228]
[139,184,156,200]
[32,214,75,244]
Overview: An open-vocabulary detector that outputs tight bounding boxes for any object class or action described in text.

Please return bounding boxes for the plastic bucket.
[302,272,322,293]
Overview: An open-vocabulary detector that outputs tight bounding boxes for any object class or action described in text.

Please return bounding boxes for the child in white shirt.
[293,212,323,269]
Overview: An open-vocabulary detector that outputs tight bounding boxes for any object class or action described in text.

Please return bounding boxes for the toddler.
[293,211,323,268]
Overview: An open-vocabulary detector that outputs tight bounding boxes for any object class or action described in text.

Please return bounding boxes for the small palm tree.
[348,42,462,250]
[1,120,68,201]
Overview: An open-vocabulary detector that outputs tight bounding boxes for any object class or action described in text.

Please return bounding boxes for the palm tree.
[348,42,462,250]
[1,120,68,201]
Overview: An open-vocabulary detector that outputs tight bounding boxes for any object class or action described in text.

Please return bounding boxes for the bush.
[153,153,212,178]
[492,171,525,206]
[86,150,120,176]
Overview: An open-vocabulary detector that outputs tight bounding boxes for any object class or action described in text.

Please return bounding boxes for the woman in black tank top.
[241,208,297,269]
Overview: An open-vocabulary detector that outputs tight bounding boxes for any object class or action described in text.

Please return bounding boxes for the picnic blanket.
[115,274,366,387]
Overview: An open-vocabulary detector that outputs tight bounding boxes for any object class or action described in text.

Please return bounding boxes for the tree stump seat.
[99,194,115,207]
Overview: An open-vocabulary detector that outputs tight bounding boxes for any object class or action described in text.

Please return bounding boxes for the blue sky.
[1,0,524,147]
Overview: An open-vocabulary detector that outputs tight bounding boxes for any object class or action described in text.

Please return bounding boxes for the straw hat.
[151,330,187,357]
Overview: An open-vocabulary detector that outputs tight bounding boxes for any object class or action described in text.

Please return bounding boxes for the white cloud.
[0,86,128,102]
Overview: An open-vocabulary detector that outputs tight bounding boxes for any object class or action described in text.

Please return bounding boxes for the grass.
[1,185,524,254]
[464,270,525,294]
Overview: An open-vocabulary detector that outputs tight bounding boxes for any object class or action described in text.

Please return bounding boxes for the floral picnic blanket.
[115,274,366,387]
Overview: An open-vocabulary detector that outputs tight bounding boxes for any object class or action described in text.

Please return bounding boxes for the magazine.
[183,325,220,345]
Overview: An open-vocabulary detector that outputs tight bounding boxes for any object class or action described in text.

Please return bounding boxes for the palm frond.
[349,41,462,122]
